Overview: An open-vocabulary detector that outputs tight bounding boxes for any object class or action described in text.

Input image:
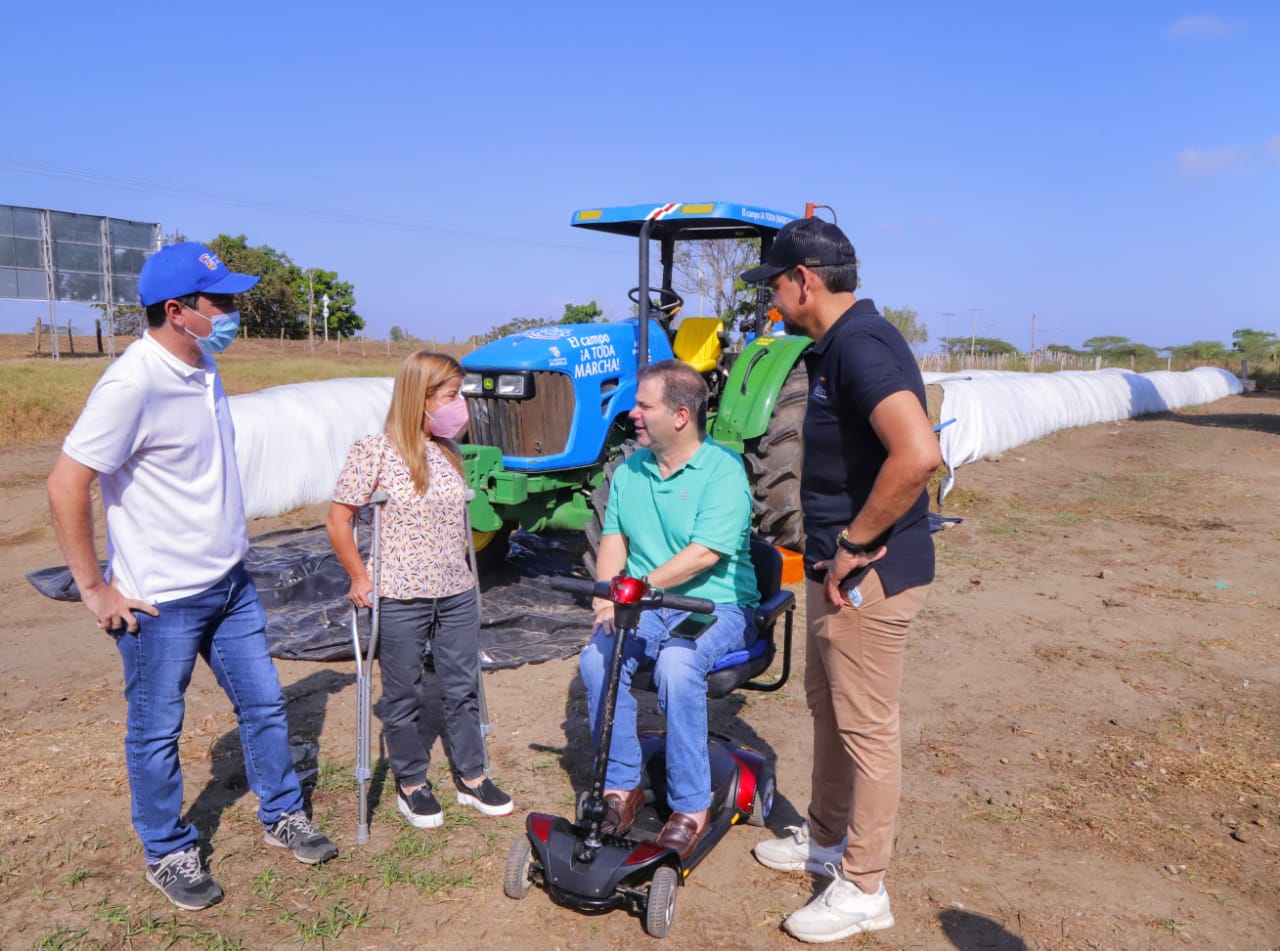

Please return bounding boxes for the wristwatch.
[836,529,875,556]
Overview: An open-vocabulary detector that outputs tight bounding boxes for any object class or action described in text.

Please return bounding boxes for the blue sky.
[1,2,1275,352]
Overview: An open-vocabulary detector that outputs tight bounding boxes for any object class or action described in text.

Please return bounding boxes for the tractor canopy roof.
[570,202,796,241]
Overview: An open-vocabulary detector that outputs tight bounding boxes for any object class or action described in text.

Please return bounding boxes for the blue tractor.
[459,201,814,571]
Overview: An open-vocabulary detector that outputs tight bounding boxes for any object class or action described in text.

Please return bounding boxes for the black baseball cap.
[741,217,857,284]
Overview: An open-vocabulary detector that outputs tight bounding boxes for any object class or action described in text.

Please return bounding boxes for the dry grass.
[0,335,473,447]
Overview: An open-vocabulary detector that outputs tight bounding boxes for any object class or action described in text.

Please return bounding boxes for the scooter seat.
[709,637,770,673]
[635,541,795,700]
[705,638,774,700]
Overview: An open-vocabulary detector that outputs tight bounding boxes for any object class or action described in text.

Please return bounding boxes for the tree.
[672,238,762,323]
[472,315,557,346]
[939,336,1018,356]
[1081,335,1131,355]
[560,301,602,324]
[882,305,928,345]
[90,301,145,337]
[1231,328,1279,364]
[1045,343,1084,357]
[1081,335,1156,361]
[299,268,364,339]
[208,235,303,338]
[1169,340,1226,361]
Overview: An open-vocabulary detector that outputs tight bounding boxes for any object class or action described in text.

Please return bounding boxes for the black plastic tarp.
[28,525,594,669]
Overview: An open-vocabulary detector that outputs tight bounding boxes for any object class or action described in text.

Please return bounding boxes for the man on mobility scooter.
[578,359,760,861]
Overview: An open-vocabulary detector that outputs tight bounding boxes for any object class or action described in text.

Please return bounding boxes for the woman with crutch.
[326,350,512,829]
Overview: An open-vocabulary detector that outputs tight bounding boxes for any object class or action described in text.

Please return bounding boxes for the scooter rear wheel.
[748,774,776,827]
[503,835,534,899]
[644,865,679,938]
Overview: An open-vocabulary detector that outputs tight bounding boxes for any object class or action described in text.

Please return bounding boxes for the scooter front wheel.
[644,865,679,938]
[503,835,535,899]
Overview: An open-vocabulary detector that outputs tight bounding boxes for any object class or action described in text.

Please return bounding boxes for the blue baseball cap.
[138,242,260,307]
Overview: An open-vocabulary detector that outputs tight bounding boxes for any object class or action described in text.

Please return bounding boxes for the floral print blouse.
[333,432,474,600]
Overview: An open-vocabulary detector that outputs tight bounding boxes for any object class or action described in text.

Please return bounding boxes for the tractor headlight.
[496,374,528,398]
[461,373,483,395]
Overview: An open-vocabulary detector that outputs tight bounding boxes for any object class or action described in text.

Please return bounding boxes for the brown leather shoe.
[655,811,708,862]
[601,787,645,835]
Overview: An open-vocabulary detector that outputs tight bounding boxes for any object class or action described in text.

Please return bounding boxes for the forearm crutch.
[352,489,388,844]
[462,488,493,779]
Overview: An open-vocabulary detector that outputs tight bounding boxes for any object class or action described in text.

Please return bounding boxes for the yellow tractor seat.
[672,317,725,374]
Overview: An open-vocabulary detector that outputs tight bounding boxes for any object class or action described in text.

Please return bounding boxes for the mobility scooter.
[503,540,794,937]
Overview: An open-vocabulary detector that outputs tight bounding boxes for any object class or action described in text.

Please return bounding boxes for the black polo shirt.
[801,298,934,595]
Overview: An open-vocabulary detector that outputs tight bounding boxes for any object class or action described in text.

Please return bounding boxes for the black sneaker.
[146,847,223,911]
[264,811,339,865]
[397,782,444,829]
[454,775,514,817]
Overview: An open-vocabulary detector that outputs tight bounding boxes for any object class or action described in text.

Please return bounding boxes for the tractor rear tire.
[742,364,807,553]
[583,439,638,577]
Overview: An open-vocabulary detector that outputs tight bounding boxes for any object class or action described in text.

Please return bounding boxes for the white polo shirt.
[63,333,249,604]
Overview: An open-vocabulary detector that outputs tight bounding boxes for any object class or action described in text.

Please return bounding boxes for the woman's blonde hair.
[386,350,465,496]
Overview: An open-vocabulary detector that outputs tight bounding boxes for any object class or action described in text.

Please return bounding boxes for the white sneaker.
[783,864,894,943]
[752,822,846,874]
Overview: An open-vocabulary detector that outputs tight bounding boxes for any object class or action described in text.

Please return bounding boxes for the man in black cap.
[46,242,338,912]
[743,218,940,942]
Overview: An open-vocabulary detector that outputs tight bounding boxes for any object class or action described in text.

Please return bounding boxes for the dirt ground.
[1,394,1277,951]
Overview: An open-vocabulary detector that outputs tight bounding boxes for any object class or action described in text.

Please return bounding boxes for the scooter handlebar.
[549,577,610,599]
[548,576,715,615]
[653,591,716,615]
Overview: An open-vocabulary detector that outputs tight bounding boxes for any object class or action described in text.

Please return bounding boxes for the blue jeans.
[115,562,303,862]
[578,603,754,814]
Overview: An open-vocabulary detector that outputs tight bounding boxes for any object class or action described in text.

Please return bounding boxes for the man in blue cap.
[46,242,337,912]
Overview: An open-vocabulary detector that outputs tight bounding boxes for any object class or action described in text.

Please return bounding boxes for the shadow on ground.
[184,668,355,847]
[938,908,1029,950]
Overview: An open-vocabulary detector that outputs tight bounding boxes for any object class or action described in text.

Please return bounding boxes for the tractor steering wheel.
[628,286,685,318]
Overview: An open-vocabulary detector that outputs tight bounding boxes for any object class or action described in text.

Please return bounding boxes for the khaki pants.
[804,570,930,892]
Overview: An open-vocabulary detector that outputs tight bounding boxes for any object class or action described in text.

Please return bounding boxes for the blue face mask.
[184,306,241,354]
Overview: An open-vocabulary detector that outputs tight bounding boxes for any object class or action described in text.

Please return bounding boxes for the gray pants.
[377,589,484,786]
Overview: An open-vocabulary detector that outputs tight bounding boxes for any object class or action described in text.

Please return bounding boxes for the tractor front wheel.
[471,525,512,575]
[583,439,638,577]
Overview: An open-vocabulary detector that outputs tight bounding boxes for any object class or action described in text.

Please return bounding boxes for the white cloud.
[1264,135,1280,161]
[1175,145,1250,176]
[1164,15,1240,38]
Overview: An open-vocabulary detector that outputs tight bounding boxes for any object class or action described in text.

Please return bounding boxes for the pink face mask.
[425,397,469,438]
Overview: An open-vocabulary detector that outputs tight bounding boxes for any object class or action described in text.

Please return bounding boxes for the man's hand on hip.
[815,546,887,608]
[81,581,158,633]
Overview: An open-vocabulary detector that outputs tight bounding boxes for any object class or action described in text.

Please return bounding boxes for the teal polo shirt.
[603,438,759,607]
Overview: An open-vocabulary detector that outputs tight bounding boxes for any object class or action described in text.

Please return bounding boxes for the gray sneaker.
[264,811,338,865]
[752,821,846,874]
[145,846,223,911]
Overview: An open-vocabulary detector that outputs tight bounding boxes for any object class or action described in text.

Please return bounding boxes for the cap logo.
[198,252,221,271]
